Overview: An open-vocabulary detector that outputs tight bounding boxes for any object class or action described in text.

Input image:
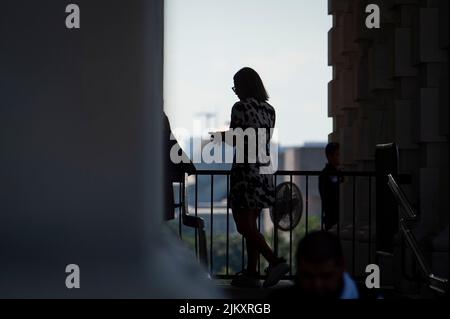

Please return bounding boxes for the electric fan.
[270,182,303,231]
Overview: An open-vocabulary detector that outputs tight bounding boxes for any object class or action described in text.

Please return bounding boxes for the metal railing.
[387,174,448,295]
[175,170,376,280]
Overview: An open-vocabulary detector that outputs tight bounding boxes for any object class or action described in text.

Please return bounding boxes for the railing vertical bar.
[179,181,182,239]
[306,175,309,235]
[210,174,214,276]
[368,176,372,265]
[195,175,198,258]
[289,175,293,276]
[321,200,324,231]
[241,236,245,271]
[274,175,278,257]
[258,210,261,276]
[337,175,341,240]
[226,174,230,276]
[320,171,324,231]
[352,176,356,276]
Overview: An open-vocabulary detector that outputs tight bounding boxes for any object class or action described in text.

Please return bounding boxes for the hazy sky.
[164,0,332,147]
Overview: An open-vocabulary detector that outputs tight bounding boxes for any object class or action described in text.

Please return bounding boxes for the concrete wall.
[0,0,165,297]
[0,0,220,298]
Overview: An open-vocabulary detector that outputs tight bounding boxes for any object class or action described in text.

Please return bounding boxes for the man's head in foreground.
[295,231,346,298]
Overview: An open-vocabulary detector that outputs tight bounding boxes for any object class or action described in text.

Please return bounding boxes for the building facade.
[328,0,449,294]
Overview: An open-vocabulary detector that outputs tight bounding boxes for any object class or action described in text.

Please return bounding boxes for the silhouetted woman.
[226,67,289,288]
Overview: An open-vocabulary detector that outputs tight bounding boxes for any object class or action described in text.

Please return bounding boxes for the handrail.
[387,174,448,295]
[387,174,416,220]
[194,169,376,176]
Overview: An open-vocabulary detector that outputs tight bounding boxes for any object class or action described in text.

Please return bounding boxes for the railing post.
[368,176,372,265]
[375,143,399,253]
[258,209,261,276]
[226,174,230,276]
[195,175,198,259]
[241,236,245,271]
[273,175,278,258]
[210,174,214,275]
[179,180,183,239]
[289,174,293,276]
[352,176,356,276]
[305,175,309,235]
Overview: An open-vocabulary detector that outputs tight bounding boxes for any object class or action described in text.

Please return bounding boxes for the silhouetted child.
[319,142,343,231]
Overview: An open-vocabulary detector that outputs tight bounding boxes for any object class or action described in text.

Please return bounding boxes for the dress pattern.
[229,98,276,210]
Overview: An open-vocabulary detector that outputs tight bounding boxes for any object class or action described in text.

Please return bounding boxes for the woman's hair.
[233,67,269,102]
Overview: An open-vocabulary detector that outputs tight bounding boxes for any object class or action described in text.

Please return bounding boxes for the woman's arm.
[209,102,244,146]
[209,131,234,146]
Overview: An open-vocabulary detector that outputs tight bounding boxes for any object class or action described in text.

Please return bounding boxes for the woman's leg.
[248,209,277,265]
[245,237,259,274]
[234,208,277,272]
[233,210,256,273]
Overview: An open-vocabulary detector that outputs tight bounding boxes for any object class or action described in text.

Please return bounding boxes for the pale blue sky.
[164,0,332,146]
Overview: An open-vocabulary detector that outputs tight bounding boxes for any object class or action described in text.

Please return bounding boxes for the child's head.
[325,143,340,167]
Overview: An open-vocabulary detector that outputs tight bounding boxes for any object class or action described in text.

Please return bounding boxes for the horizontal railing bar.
[275,170,376,176]
[213,274,295,280]
[194,170,376,176]
[194,170,231,176]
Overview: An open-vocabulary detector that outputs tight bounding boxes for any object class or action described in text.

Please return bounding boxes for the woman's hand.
[209,131,225,144]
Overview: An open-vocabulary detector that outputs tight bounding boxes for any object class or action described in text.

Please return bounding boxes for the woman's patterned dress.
[229,98,276,211]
